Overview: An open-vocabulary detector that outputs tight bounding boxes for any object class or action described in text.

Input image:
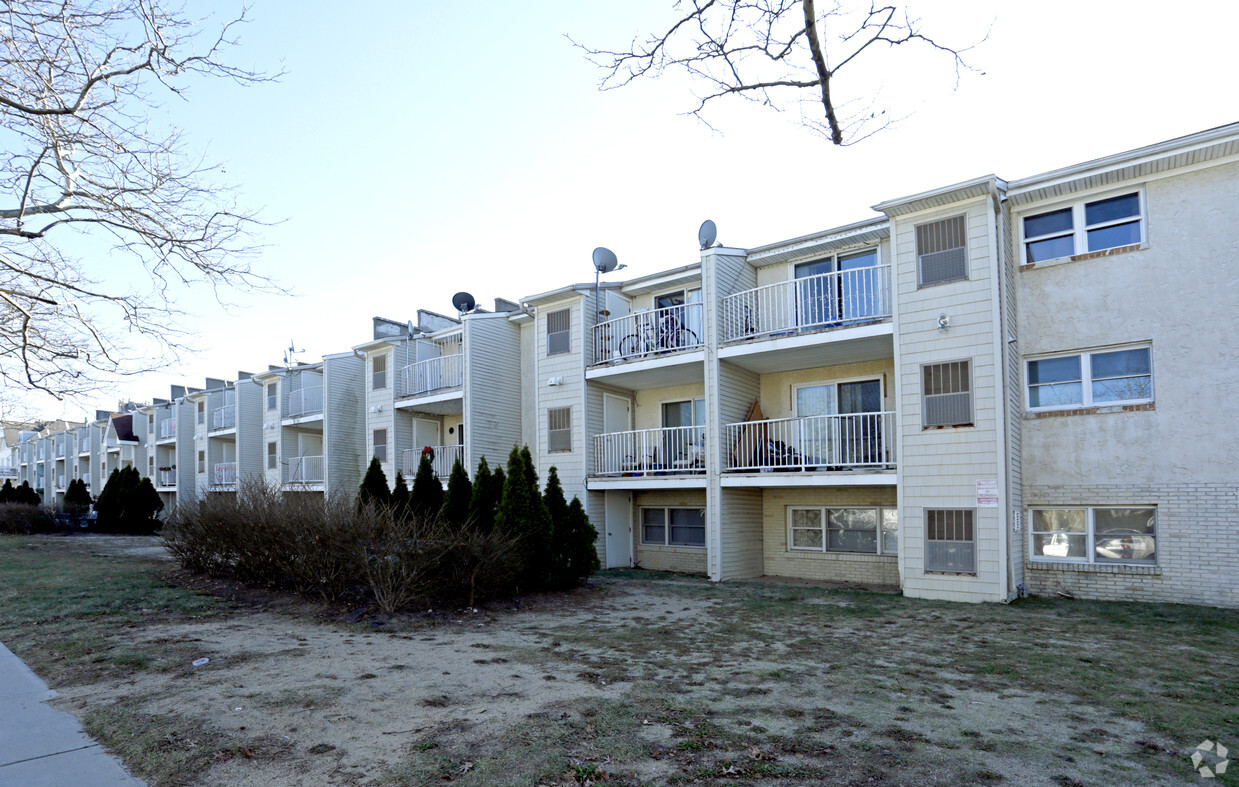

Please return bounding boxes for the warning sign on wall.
[976,479,999,507]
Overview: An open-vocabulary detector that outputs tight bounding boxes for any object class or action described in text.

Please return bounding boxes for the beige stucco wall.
[632,489,707,575]
[761,487,899,585]
[633,384,707,430]
[757,359,896,419]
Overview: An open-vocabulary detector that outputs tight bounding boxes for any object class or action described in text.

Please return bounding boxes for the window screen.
[925,508,975,573]
[916,215,967,286]
[267,442,277,470]
[267,383,278,410]
[372,355,387,390]
[373,429,387,463]
[548,407,571,452]
[547,309,570,356]
[923,361,972,427]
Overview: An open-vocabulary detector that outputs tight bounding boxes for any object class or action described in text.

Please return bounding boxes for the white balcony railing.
[55,445,66,458]
[288,455,325,483]
[592,425,706,476]
[159,419,177,439]
[213,462,237,485]
[401,444,463,481]
[81,472,91,488]
[211,405,236,430]
[593,303,704,365]
[721,265,892,343]
[398,355,463,398]
[287,386,323,417]
[724,412,896,472]
[0,467,18,479]
[157,469,177,487]
[55,475,66,489]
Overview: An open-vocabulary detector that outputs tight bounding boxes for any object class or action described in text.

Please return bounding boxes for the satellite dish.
[592,247,618,274]
[698,219,718,249]
[451,291,476,313]
[406,320,416,337]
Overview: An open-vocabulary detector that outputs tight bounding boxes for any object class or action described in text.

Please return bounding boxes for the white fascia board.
[520,283,594,306]
[872,175,1005,217]
[747,216,889,261]
[617,263,701,296]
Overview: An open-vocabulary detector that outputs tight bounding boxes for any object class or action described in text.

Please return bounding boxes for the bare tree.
[572,1,976,145]
[0,0,279,402]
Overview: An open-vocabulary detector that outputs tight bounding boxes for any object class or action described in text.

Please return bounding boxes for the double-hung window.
[922,360,972,427]
[925,508,975,573]
[916,215,967,286]
[1030,507,1156,564]
[372,355,387,390]
[548,407,572,453]
[266,382,278,411]
[1026,346,1152,410]
[641,507,705,547]
[196,400,205,425]
[373,429,387,463]
[267,441,278,470]
[789,507,897,555]
[547,309,571,356]
[1023,192,1143,263]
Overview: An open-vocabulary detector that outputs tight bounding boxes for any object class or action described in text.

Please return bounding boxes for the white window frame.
[640,506,706,548]
[267,441,278,470]
[266,382,278,411]
[1025,344,1153,412]
[372,354,388,391]
[787,506,897,555]
[914,214,968,287]
[373,429,387,463]
[924,508,976,574]
[921,359,973,428]
[1029,506,1157,565]
[197,450,205,474]
[546,308,571,356]
[196,400,205,425]
[1020,188,1146,264]
[547,407,572,453]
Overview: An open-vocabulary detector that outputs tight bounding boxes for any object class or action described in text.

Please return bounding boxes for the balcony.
[401,444,463,481]
[211,405,236,431]
[593,303,704,366]
[287,386,323,418]
[593,426,706,477]
[81,472,91,488]
[398,355,463,399]
[157,469,176,487]
[722,265,892,344]
[213,462,237,486]
[55,475,66,490]
[724,412,896,472]
[288,455,325,484]
[55,445,65,458]
[159,419,177,439]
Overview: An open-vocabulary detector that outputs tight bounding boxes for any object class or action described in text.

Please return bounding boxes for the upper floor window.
[548,407,572,452]
[547,309,570,356]
[1027,346,1152,411]
[196,400,205,424]
[373,429,388,463]
[1030,507,1156,565]
[915,215,967,287]
[922,360,972,428]
[266,382,278,411]
[372,354,387,390]
[267,441,278,470]
[1023,191,1143,263]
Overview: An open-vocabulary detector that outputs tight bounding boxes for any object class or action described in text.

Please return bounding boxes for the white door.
[604,490,633,568]
[603,394,631,434]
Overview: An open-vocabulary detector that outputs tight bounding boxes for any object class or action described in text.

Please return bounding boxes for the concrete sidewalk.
[0,641,143,786]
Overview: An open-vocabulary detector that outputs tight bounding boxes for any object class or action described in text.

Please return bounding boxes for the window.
[1030,507,1156,564]
[547,308,570,355]
[196,400,205,424]
[916,215,967,286]
[1027,346,1152,410]
[148,457,155,476]
[922,361,972,427]
[266,382,278,411]
[267,442,277,470]
[641,507,706,547]
[925,508,975,573]
[1023,192,1143,263]
[197,450,205,474]
[372,354,387,390]
[789,507,897,554]
[373,429,387,463]
[548,407,571,453]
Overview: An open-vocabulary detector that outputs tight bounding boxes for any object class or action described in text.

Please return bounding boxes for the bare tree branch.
[0,0,285,403]
[570,0,981,146]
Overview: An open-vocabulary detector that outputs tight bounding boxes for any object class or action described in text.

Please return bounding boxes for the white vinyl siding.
[915,215,967,286]
[922,360,972,428]
[546,309,570,356]
[925,508,976,574]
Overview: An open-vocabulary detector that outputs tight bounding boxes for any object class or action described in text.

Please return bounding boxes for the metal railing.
[81,472,91,487]
[288,386,323,417]
[288,455,325,483]
[592,425,706,476]
[211,405,236,430]
[724,412,896,471]
[398,354,463,398]
[159,419,177,439]
[721,265,892,342]
[56,475,66,489]
[157,469,177,487]
[401,444,463,480]
[213,462,237,485]
[593,303,703,365]
[55,444,65,458]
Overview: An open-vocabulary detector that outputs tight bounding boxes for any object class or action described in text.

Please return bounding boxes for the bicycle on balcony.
[618,311,699,358]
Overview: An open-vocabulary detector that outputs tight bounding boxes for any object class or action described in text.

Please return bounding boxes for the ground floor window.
[1030,507,1156,564]
[789,507,897,554]
[641,507,705,547]
[925,508,975,573]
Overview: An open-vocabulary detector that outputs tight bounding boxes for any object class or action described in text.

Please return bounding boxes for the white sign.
[976,479,999,507]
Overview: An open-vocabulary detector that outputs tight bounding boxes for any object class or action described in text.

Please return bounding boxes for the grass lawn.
[1,536,1236,786]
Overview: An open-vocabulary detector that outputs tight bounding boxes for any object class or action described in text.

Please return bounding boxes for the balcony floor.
[394,388,463,415]
[586,350,705,389]
[719,321,892,374]
[722,468,896,487]
[587,474,708,491]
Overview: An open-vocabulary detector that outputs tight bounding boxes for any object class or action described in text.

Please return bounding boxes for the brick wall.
[633,489,708,575]
[1023,483,1239,608]
[761,487,899,586]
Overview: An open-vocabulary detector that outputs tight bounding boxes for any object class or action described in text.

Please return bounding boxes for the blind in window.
[923,361,972,427]
[925,508,975,573]
[547,309,570,356]
[548,407,571,452]
[916,216,967,285]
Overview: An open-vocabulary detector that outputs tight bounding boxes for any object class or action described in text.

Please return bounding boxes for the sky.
[20,0,1239,419]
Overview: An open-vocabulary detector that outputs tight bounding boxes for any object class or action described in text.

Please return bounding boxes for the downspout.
[989,181,1017,602]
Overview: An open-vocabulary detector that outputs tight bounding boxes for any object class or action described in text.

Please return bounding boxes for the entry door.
[661,399,704,468]
[603,394,631,434]
[838,249,880,322]
[604,490,633,568]
[838,380,883,465]
[794,384,837,466]
[413,418,440,459]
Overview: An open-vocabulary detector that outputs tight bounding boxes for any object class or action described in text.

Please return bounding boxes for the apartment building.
[7,123,1236,608]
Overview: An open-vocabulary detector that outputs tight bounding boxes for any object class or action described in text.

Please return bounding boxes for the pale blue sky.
[32,0,1239,417]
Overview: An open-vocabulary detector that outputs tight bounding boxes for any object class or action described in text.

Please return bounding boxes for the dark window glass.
[1027,235,1076,263]
[1087,221,1141,251]
[1024,208,1073,239]
[1085,193,1139,225]
[1028,355,1081,385]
